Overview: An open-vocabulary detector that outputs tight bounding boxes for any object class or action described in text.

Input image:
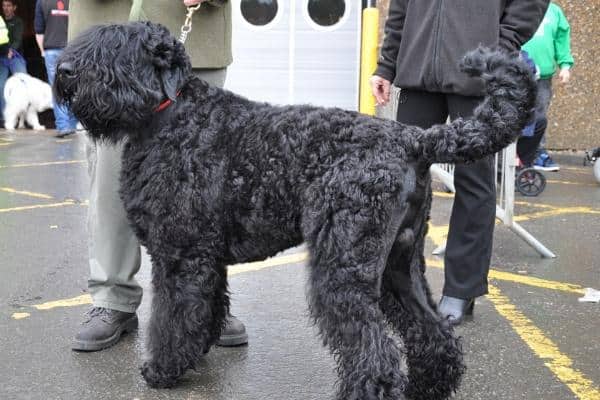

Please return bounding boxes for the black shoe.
[55,130,76,138]
[216,314,248,347]
[72,307,138,351]
[438,296,474,326]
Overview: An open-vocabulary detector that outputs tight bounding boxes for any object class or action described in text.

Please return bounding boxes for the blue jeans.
[44,49,78,132]
[0,52,27,119]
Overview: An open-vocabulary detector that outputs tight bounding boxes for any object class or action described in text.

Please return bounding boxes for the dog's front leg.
[141,255,229,388]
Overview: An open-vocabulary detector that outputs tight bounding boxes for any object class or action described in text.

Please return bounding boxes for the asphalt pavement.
[1,129,598,400]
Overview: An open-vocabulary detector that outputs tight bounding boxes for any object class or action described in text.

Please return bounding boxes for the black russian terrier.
[55,21,535,400]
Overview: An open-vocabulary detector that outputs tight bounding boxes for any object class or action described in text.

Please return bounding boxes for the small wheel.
[516,168,546,196]
[594,160,600,184]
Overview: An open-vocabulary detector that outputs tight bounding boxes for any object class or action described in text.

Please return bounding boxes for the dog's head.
[54,21,191,142]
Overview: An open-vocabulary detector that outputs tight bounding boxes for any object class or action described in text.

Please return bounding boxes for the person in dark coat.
[371,0,550,325]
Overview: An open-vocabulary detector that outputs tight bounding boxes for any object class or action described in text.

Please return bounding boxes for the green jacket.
[68,0,232,69]
[522,2,574,79]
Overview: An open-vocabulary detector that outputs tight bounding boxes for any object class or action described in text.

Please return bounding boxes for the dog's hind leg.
[380,217,465,400]
[304,197,410,400]
[25,105,45,130]
[141,255,229,388]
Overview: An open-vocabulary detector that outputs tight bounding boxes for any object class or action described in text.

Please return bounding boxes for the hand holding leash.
[179,2,203,44]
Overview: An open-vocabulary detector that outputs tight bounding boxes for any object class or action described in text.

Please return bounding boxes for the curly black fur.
[55,22,535,399]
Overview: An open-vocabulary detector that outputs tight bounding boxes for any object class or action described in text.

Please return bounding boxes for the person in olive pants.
[70,0,248,351]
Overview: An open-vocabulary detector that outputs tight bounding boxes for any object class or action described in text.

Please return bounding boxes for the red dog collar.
[154,91,181,113]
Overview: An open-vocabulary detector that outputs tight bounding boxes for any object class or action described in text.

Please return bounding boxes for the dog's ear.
[141,22,190,100]
[161,68,186,101]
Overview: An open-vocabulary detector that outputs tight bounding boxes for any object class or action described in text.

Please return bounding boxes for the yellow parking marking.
[515,206,600,222]
[229,252,309,275]
[0,160,85,169]
[32,294,92,310]
[547,179,598,187]
[0,200,80,213]
[488,285,600,400]
[433,191,455,198]
[11,252,310,320]
[12,251,586,319]
[426,258,585,295]
[561,166,592,174]
[0,187,54,200]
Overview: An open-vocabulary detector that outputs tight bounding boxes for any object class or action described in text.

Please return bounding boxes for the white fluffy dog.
[3,73,53,131]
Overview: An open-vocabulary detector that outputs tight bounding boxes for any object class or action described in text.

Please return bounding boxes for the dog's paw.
[140,361,179,389]
[33,125,46,131]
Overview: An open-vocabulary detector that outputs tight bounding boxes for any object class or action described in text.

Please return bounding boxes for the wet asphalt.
[0,129,598,400]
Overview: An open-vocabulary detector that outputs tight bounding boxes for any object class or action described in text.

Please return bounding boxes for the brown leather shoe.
[72,307,138,351]
[216,314,248,347]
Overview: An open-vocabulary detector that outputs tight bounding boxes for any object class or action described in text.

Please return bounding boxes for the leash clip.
[179,3,202,44]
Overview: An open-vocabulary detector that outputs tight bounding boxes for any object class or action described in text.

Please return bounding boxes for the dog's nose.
[57,62,74,76]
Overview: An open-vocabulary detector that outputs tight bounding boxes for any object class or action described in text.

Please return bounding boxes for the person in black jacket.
[371,0,549,325]
[34,0,78,137]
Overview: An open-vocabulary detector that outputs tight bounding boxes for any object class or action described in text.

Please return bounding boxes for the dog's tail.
[409,48,536,165]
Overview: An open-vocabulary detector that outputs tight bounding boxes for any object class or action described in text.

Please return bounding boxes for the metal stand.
[431,143,556,258]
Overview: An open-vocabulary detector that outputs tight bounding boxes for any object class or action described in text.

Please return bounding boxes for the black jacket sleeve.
[9,17,24,51]
[34,0,46,34]
[374,0,408,82]
[499,0,550,51]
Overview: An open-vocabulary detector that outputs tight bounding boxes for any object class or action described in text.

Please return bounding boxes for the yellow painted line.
[488,284,600,400]
[32,294,92,310]
[229,252,308,275]
[0,200,80,213]
[0,187,54,200]
[12,252,311,320]
[426,258,585,295]
[0,159,85,169]
[427,223,447,247]
[0,142,12,146]
[547,179,597,187]
[514,201,556,209]
[433,191,455,198]
[561,166,592,174]
[515,206,600,222]
[13,249,585,320]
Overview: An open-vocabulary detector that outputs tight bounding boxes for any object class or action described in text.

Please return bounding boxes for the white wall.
[226,0,361,110]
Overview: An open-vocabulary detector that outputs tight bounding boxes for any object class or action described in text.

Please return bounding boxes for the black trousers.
[396,89,495,299]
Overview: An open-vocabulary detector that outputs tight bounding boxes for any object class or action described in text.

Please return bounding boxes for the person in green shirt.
[70,0,248,352]
[522,2,575,171]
